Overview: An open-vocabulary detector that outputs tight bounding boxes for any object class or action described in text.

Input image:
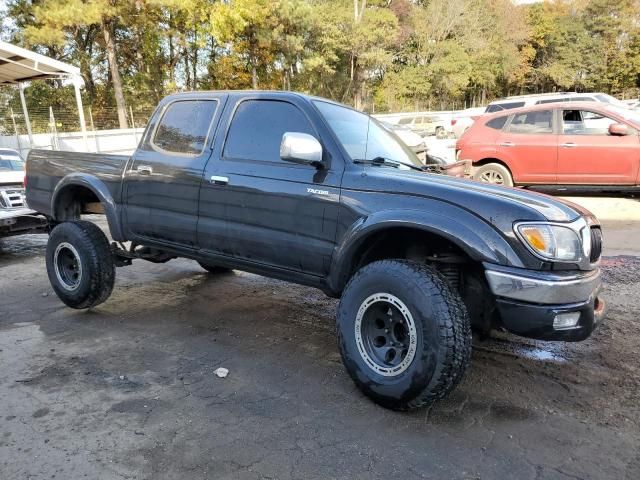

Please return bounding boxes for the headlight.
[516,222,585,261]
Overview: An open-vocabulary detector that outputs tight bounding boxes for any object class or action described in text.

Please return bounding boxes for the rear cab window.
[152,100,218,155]
[223,99,314,163]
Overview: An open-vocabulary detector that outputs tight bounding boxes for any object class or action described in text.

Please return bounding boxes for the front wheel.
[337,260,472,410]
[473,163,513,187]
[46,221,115,309]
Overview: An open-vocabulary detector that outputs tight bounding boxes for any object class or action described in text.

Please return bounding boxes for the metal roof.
[0,40,81,85]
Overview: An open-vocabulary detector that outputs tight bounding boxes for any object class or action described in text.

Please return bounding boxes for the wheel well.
[474,158,511,172]
[347,227,496,334]
[351,227,470,275]
[54,185,104,221]
[473,158,516,182]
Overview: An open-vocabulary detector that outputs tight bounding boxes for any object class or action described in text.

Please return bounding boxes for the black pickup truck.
[26,91,605,410]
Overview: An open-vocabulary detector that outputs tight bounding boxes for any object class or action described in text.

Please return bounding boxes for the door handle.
[561,143,577,148]
[136,165,153,175]
[499,142,515,147]
[210,175,229,185]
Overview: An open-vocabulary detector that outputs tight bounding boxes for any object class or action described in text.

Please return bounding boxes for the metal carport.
[0,40,87,149]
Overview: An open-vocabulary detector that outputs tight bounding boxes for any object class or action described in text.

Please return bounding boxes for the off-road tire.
[473,163,514,187]
[198,262,232,274]
[337,260,472,411]
[45,221,115,309]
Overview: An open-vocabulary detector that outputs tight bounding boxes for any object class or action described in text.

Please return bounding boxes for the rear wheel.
[473,163,513,187]
[337,260,472,410]
[46,221,115,309]
[198,261,232,274]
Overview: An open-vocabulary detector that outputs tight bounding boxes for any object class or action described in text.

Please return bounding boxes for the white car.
[450,107,485,139]
[485,92,626,113]
[381,122,427,161]
[0,148,47,238]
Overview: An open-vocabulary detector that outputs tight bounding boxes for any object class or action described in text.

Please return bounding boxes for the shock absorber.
[426,253,466,292]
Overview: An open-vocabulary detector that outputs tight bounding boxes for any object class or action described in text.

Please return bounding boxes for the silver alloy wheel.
[354,293,418,377]
[53,242,83,291]
[479,169,504,184]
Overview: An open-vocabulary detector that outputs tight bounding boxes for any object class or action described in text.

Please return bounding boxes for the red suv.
[455,102,640,188]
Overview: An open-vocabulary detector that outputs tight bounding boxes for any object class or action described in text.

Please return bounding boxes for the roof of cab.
[160,90,347,107]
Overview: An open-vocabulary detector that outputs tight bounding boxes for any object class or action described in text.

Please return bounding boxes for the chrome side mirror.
[280,132,323,167]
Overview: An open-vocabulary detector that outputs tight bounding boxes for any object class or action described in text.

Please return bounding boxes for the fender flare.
[327,208,524,294]
[51,173,125,241]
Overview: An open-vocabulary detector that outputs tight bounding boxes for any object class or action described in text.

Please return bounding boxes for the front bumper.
[0,208,48,238]
[485,265,605,341]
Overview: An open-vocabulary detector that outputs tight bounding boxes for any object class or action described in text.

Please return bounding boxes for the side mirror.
[609,123,629,136]
[280,132,323,167]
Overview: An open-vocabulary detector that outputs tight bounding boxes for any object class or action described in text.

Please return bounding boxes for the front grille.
[590,227,603,263]
[0,187,26,209]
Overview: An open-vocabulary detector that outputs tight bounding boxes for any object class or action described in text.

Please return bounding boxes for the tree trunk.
[184,48,191,90]
[102,18,128,129]
[251,63,258,89]
[192,45,198,90]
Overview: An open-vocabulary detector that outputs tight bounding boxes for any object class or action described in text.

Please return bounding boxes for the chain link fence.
[0,102,156,158]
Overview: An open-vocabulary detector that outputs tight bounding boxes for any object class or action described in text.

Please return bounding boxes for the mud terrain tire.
[337,260,472,410]
[46,221,115,309]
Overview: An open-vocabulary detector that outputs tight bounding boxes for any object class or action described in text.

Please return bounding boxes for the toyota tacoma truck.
[1,148,47,238]
[26,91,605,411]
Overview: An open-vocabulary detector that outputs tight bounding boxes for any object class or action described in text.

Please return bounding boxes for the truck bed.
[26,150,129,217]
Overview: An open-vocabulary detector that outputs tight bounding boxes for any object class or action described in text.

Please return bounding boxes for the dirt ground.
[1,197,639,480]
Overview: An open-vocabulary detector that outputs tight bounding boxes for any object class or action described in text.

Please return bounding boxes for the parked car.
[397,114,449,138]
[451,107,486,138]
[27,91,605,411]
[381,121,427,161]
[485,92,626,113]
[456,102,640,188]
[0,148,47,238]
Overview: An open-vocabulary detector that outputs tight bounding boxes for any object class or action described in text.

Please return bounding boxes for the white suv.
[485,92,625,113]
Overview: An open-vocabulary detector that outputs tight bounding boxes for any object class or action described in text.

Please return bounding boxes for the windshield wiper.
[353,156,426,172]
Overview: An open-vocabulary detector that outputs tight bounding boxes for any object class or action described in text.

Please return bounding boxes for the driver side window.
[562,109,619,135]
[223,100,315,163]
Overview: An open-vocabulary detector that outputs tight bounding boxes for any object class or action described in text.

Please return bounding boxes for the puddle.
[475,334,568,363]
[512,346,565,362]
[0,233,48,258]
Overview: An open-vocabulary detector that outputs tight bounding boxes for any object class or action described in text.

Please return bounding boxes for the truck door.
[198,95,342,276]
[122,94,226,248]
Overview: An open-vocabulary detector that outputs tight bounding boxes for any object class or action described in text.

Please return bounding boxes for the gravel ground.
[1,198,639,480]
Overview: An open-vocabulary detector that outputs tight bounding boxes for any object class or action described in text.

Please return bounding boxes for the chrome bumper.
[485,267,602,305]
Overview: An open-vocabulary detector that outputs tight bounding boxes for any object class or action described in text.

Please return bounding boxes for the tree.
[17,0,130,128]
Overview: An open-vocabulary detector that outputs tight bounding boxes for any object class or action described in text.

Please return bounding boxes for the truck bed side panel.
[26,150,129,216]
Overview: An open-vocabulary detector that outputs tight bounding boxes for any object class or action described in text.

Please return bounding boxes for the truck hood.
[0,170,25,186]
[362,168,595,224]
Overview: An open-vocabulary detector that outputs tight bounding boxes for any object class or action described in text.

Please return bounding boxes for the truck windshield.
[314,101,424,169]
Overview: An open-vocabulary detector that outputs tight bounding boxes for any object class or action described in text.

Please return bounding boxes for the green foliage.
[2,0,639,120]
